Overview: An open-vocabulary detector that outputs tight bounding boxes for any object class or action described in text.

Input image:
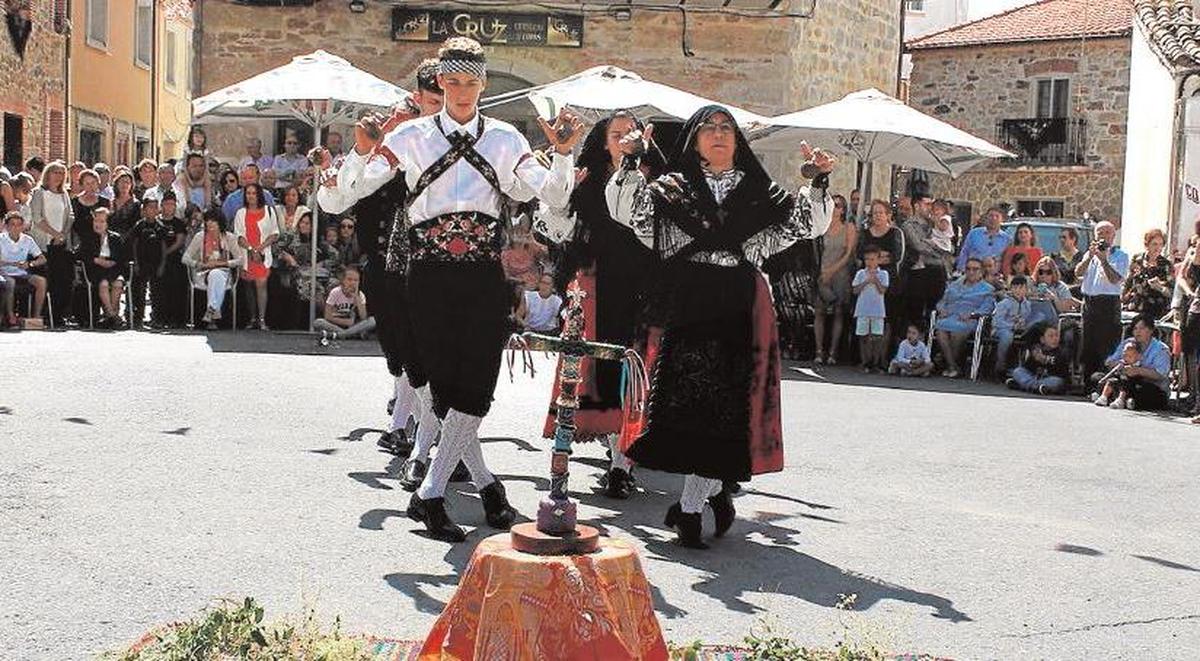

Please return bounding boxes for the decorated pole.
[510,286,636,555]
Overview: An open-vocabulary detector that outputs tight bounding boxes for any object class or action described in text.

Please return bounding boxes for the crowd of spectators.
[770,182,1198,418]
[4,128,1196,418]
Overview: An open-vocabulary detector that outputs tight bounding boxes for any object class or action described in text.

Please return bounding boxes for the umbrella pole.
[308,119,319,332]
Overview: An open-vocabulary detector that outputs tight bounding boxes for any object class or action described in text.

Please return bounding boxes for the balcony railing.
[994,117,1087,166]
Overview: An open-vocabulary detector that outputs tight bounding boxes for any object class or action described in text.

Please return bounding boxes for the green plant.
[102,597,368,661]
[666,638,705,661]
[743,594,889,661]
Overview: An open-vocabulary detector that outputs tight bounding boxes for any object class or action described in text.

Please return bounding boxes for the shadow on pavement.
[196,330,384,357]
[1132,554,1200,573]
[1055,543,1104,557]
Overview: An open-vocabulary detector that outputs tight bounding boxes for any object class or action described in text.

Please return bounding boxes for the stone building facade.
[907,0,1133,222]
[196,0,901,190]
[0,1,68,170]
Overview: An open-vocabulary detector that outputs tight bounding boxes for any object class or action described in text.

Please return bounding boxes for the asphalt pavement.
[2,330,1199,660]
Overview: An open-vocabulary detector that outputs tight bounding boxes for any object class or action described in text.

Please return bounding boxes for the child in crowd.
[1093,340,1143,408]
[128,195,171,328]
[518,273,563,333]
[992,275,1032,377]
[932,212,955,255]
[981,255,1005,292]
[314,265,375,341]
[1007,323,1070,395]
[889,323,933,377]
[852,247,889,372]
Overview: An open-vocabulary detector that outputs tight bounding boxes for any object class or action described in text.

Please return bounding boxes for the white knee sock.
[412,385,440,463]
[680,474,722,514]
[607,433,631,472]
[388,377,417,433]
[416,409,475,500]
[459,420,495,490]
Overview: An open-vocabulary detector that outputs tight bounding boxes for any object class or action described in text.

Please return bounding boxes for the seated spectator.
[934,258,996,378]
[1001,222,1042,276]
[1091,315,1171,411]
[233,183,279,331]
[334,217,363,267]
[1007,251,1032,285]
[182,211,245,329]
[992,275,1032,377]
[519,274,564,333]
[955,206,1011,273]
[1007,323,1070,395]
[0,211,47,325]
[217,169,240,205]
[276,212,338,322]
[502,222,548,290]
[981,255,1005,293]
[274,185,309,237]
[313,265,376,340]
[322,223,340,250]
[77,207,128,329]
[1122,229,1173,321]
[238,137,275,173]
[221,164,276,225]
[174,152,213,211]
[1029,256,1080,325]
[888,322,932,377]
[260,168,279,197]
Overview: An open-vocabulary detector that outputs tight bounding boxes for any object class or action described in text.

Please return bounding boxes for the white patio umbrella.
[192,50,409,329]
[755,88,1014,177]
[481,65,771,127]
[754,88,1015,207]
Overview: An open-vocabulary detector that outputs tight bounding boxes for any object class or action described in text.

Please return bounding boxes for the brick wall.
[0,1,68,166]
[196,0,900,192]
[908,38,1131,219]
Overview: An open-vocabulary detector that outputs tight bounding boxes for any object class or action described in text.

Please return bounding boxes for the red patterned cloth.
[419,534,668,661]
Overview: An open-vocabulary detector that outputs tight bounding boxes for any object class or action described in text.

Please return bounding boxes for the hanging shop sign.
[392,9,583,48]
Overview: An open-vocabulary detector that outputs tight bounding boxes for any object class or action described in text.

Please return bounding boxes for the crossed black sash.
[405,115,502,206]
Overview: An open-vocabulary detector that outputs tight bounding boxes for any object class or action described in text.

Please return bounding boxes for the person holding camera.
[1075,220,1130,382]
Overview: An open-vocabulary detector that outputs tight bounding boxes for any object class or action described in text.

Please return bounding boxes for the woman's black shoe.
[406,494,466,542]
[708,487,736,537]
[664,502,708,549]
[603,468,635,499]
[399,457,427,492]
[479,480,518,529]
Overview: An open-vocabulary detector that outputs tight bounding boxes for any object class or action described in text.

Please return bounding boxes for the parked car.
[1002,217,1094,252]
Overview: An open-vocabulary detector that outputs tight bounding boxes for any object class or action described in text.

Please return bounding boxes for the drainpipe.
[64,0,72,161]
[891,0,907,201]
[151,0,159,160]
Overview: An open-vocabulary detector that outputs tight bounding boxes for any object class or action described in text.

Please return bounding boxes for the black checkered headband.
[438,56,487,81]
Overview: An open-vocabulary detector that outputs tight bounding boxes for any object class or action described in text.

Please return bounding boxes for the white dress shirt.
[336,109,573,223]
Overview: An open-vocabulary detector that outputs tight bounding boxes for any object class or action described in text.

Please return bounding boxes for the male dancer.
[339,37,582,542]
[317,59,444,456]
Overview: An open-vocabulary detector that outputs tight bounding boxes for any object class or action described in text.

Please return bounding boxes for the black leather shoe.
[387,397,396,416]
[376,431,397,452]
[406,493,466,542]
[708,486,736,538]
[603,468,635,499]
[399,457,427,492]
[664,502,708,549]
[376,430,414,457]
[449,461,471,482]
[479,480,518,530]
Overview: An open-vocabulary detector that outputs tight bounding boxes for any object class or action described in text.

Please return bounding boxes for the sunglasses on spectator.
[965,266,981,271]
[1037,268,1053,274]
[340,223,354,229]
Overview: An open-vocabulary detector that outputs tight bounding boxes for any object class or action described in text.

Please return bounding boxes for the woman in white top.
[183,210,246,328]
[28,161,74,324]
[233,183,279,330]
[274,185,310,237]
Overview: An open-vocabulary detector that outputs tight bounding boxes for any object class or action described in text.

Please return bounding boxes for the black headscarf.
[669,104,772,198]
[569,110,665,219]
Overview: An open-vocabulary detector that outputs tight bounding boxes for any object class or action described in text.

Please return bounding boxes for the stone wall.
[196,0,900,192]
[908,37,1131,219]
[0,2,68,166]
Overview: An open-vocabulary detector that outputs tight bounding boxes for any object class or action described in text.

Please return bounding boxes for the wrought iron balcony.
[995,117,1087,166]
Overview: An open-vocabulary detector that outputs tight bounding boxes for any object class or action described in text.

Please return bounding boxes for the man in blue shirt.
[1093,314,1171,410]
[955,206,1012,273]
[221,163,276,226]
[1076,220,1130,381]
